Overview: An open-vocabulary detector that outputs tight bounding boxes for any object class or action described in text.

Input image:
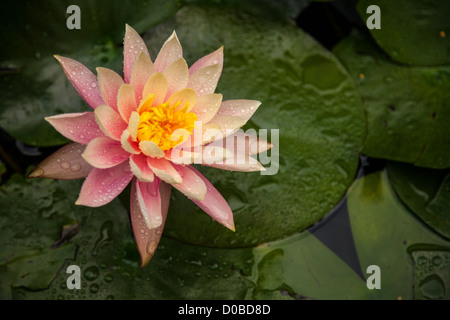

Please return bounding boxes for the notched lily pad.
[334,30,450,168]
[387,161,450,239]
[347,170,450,299]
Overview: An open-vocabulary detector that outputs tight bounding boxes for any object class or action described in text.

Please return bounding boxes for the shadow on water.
[308,155,387,280]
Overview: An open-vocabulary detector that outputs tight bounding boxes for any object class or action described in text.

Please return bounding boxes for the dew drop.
[60,162,71,170]
[71,163,82,172]
[91,82,97,88]
[84,266,100,281]
[89,283,100,294]
[146,241,158,255]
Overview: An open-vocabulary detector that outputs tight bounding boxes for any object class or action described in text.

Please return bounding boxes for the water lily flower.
[29,25,272,267]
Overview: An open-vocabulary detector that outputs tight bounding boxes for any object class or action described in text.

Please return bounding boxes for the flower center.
[136,95,197,151]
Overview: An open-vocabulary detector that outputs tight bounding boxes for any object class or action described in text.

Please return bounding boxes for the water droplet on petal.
[71,163,82,172]
[146,241,158,255]
[60,162,71,170]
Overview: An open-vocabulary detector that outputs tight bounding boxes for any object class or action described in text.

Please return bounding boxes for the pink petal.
[121,130,141,154]
[216,99,261,123]
[130,52,156,103]
[154,31,183,73]
[130,153,155,182]
[123,24,150,83]
[189,166,235,231]
[142,72,168,107]
[147,157,182,184]
[54,55,104,109]
[163,58,189,99]
[187,64,221,97]
[171,164,207,201]
[117,84,137,123]
[82,137,130,169]
[130,178,171,267]
[94,105,128,141]
[28,142,92,180]
[207,114,247,136]
[96,67,124,112]
[201,131,270,172]
[210,131,273,156]
[189,46,223,76]
[45,112,104,145]
[190,93,222,124]
[76,161,133,207]
[205,161,265,172]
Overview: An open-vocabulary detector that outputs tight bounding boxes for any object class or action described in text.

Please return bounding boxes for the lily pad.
[0,175,76,299]
[0,0,180,146]
[357,0,450,66]
[248,230,374,300]
[1,175,254,300]
[146,5,365,247]
[387,161,450,240]
[347,170,450,299]
[247,170,450,300]
[333,30,450,169]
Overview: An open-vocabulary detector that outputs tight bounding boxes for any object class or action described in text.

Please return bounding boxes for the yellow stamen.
[136,95,197,151]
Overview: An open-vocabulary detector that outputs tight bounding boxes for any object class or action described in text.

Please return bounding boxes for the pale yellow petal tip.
[226,222,236,232]
[28,167,44,179]
[140,257,151,269]
[53,54,65,62]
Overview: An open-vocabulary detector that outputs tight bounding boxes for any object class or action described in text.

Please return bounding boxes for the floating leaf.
[0,175,76,299]
[334,30,450,168]
[347,170,450,299]
[387,161,450,239]
[357,0,450,66]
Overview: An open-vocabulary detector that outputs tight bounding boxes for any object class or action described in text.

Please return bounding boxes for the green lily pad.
[146,5,365,247]
[347,170,450,299]
[333,30,450,169]
[247,170,450,300]
[248,231,374,300]
[0,0,180,146]
[0,175,254,300]
[357,0,450,66]
[387,161,450,240]
[0,175,76,299]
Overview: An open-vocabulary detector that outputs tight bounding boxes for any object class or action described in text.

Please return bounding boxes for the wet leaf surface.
[334,30,450,168]
[387,161,450,240]
[357,0,450,66]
